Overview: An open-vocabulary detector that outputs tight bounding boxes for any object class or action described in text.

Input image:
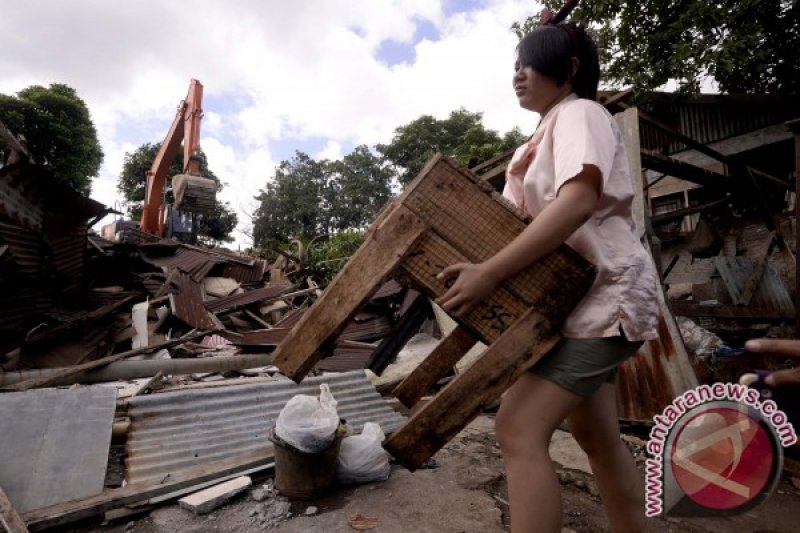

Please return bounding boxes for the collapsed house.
[1,91,799,529]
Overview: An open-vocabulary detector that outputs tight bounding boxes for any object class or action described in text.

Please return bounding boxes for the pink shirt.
[503,93,659,341]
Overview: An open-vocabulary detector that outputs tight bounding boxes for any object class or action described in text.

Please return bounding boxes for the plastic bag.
[275,384,339,454]
[335,422,391,484]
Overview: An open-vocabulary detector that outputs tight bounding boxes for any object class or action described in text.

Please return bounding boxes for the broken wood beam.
[271,203,429,382]
[393,325,478,408]
[640,149,730,188]
[384,308,560,469]
[650,195,731,225]
[0,485,29,533]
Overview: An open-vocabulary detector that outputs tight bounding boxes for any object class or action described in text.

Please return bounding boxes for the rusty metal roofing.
[274,307,307,328]
[0,221,42,275]
[0,163,107,235]
[125,371,406,485]
[204,283,295,314]
[170,272,217,330]
[140,247,219,281]
[48,229,87,297]
[237,328,291,346]
[221,258,269,284]
[315,341,376,372]
[713,256,795,313]
[340,316,392,342]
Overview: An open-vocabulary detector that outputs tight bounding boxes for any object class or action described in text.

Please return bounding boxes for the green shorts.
[530,334,644,397]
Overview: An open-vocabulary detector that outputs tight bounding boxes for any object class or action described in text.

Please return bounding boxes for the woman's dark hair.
[516,21,600,101]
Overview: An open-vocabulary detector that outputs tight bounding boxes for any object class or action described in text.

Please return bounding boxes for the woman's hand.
[435,262,501,317]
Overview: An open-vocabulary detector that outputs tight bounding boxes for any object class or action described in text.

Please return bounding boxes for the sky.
[0,0,545,248]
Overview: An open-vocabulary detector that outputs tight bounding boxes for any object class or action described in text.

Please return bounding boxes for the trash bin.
[269,427,342,500]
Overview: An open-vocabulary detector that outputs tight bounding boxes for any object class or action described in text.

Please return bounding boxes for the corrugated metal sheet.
[141,247,219,281]
[204,283,295,314]
[170,272,217,330]
[371,280,403,300]
[340,316,392,342]
[237,328,291,346]
[316,341,376,372]
[221,258,268,284]
[48,228,87,296]
[713,256,795,312]
[274,307,307,328]
[125,371,406,485]
[0,221,42,275]
[633,93,800,156]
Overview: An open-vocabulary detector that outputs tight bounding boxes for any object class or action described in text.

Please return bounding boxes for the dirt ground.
[71,415,800,533]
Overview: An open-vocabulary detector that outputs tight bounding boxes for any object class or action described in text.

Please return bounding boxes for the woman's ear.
[570,57,580,78]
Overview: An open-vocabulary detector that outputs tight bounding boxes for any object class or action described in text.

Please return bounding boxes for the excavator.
[139,79,217,240]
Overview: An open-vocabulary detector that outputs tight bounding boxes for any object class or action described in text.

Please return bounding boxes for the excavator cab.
[140,79,218,239]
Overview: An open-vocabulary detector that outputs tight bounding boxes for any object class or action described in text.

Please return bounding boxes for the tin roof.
[125,371,406,485]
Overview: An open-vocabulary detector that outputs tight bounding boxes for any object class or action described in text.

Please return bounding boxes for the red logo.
[670,406,775,511]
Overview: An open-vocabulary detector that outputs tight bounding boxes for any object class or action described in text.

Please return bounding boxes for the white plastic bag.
[335,422,391,484]
[275,384,339,454]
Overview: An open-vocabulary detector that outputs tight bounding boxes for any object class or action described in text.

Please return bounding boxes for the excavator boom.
[140,79,210,236]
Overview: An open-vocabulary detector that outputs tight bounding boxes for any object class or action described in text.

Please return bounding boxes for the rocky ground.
[72,415,800,533]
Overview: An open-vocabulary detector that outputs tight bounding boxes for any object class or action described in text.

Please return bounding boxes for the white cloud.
[1,0,545,248]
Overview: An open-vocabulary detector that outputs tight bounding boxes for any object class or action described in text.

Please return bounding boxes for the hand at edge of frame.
[745,338,800,387]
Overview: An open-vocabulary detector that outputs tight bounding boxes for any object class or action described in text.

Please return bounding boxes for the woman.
[436,21,658,533]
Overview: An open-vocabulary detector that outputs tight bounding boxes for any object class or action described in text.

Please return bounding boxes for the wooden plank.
[21,450,273,531]
[393,325,477,408]
[0,485,29,533]
[271,202,429,382]
[383,308,560,470]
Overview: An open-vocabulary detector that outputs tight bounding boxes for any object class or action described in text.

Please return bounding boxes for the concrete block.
[178,476,252,514]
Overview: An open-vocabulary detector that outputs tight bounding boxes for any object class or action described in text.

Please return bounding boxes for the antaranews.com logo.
[645,383,797,517]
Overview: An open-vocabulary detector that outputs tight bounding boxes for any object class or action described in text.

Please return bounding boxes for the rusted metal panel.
[204,283,295,314]
[0,163,106,235]
[0,222,42,275]
[169,273,217,330]
[371,279,403,300]
[48,228,87,297]
[140,247,219,281]
[315,341,376,372]
[339,315,392,342]
[125,371,406,486]
[237,328,291,346]
[221,258,268,284]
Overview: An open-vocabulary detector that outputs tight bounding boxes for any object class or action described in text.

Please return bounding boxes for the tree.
[378,108,528,184]
[0,83,103,193]
[117,142,237,243]
[327,145,394,231]
[252,151,333,245]
[512,1,800,95]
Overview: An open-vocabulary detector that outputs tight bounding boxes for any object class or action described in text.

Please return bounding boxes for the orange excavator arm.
[140,79,204,236]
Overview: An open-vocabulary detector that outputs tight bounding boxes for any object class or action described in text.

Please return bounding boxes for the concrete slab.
[178,476,252,515]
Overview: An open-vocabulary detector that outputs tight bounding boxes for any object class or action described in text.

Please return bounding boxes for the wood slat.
[0,485,29,533]
[393,325,477,408]
[384,308,560,469]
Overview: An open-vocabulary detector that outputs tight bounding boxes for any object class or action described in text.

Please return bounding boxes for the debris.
[250,487,269,502]
[178,476,252,515]
[304,505,318,516]
[348,513,379,530]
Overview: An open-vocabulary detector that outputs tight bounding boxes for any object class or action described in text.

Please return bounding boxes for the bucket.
[269,428,342,500]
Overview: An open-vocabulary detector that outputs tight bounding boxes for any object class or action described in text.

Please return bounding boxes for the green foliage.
[117,142,237,242]
[328,145,394,231]
[0,83,103,193]
[377,109,528,185]
[512,1,800,95]
[252,151,333,244]
[306,230,365,284]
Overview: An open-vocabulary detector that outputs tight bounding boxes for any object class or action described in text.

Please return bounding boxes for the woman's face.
[512,59,572,115]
